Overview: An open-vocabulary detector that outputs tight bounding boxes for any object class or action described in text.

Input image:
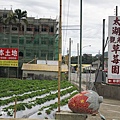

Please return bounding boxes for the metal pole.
[116,6,118,16]
[68,38,71,81]
[102,19,105,71]
[102,19,105,82]
[79,0,82,92]
[58,0,62,112]
[77,43,79,79]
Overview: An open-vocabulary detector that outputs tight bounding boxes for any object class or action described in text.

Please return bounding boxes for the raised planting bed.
[0,78,79,119]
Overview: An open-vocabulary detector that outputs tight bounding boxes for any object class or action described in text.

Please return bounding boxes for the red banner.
[0,48,18,60]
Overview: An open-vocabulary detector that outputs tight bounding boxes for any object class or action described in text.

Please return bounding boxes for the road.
[87,98,120,120]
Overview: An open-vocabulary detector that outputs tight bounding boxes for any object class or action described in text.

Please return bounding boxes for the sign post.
[108,16,120,84]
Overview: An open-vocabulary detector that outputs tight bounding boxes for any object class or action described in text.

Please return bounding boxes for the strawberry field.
[0,78,78,119]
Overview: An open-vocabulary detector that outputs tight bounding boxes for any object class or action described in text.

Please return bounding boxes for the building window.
[12,27,17,31]
[19,37,24,44]
[41,53,46,57]
[26,40,32,44]
[41,24,48,32]
[49,53,53,58]
[49,40,54,45]
[49,26,54,32]
[33,50,39,57]
[3,13,7,18]
[11,36,18,44]
[27,28,32,31]
[33,38,39,44]
[26,37,31,40]
[41,37,48,45]
[26,51,31,57]
[41,40,46,45]
[41,50,47,57]
[3,26,7,30]
[12,39,17,43]
[26,37,32,44]
[26,24,33,31]
[34,26,39,32]
[19,51,24,57]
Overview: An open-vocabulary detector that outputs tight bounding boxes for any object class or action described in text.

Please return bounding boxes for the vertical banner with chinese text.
[108,16,120,84]
[0,48,18,67]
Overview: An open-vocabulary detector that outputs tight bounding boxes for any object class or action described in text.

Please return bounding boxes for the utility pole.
[58,0,62,112]
[77,43,79,79]
[102,19,105,71]
[116,6,118,16]
[68,38,72,81]
[79,0,82,92]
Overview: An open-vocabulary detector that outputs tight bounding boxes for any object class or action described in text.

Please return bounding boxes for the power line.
[63,0,71,56]
[62,25,80,27]
[62,29,80,30]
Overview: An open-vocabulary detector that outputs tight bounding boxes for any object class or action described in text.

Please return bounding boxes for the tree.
[6,9,28,35]
[0,16,6,28]
[82,54,92,64]
[5,9,28,43]
[5,12,17,24]
[0,16,6,24]
[5,12,17,39]
[0,16,4,31]
[15,9,28,78]
[14,9,27,31]
[5,9,28,78]
[0,16,3,23]
[5,9,28,54]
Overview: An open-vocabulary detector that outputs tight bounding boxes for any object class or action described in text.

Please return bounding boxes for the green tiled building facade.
[0,9,59,78]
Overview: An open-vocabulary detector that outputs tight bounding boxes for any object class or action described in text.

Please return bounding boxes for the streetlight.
[79,0,82,92]
[82,45,91,55]
[79,0,91,92]
[82,45,91,49]
[82,45,92,90]
[78,44,91,80]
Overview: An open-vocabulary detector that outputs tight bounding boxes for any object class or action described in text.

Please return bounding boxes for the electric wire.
[63,0,71,57]
[62,0,66,57]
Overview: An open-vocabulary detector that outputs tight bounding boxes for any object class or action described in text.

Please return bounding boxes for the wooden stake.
[14,98,17,118]
[58,0,62,112]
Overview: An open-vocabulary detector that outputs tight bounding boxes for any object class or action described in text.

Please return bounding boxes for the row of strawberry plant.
[3,86,77,116]
[0,79,59,97]
[0,82,72,106]
[38,91,78,115]
[0,79,71,98]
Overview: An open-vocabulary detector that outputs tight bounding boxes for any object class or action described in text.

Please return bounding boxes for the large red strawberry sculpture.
[68,90,103,114]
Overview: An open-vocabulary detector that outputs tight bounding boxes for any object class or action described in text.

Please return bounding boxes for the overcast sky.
[0,0,120,56]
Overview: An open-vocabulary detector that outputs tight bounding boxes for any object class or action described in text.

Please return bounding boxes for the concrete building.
[21,63,68,80]
[0,9,59,78]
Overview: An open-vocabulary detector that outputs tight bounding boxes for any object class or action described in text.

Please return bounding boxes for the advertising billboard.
[0,48,18,67]
[108,16,120,84]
